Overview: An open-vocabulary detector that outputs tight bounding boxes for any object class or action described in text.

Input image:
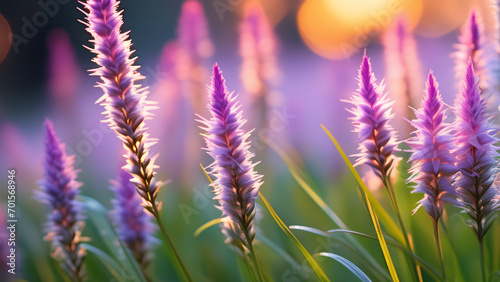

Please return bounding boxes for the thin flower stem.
[151,201,192,282]
[243,227,265,282]
[479,239,486,282]
[383,175,419,281]
[243,256,258,282]
[432,219,446,281]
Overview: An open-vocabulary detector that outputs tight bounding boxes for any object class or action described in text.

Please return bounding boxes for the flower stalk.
[198,63,264,281]
[406,71,458,280]
[82,0,191,280]
[452,60,500,282]
[37,120,86,282]
[347,52,418,279]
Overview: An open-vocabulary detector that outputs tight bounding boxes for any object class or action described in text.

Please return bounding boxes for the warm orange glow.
[414,0,473,37]
[238,0,287,26]
[0,14,12,64]
[297,0,423,60]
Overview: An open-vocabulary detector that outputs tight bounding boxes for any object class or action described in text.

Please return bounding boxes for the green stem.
[383,176,419,281]
[151,201,192,282]
[480,239,486,282]
[243,229,265,282]
[432,219,446,281]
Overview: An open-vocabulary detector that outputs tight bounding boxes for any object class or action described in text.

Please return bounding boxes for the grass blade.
[269,143,388,279]
[364,193,399,282]
[194,218,225,237]
[80,196,146,282]
[82,243,124,282]
[320,124,404,245]
[317,252,372,282]
[258,191,330,282]
[290,225,441,281]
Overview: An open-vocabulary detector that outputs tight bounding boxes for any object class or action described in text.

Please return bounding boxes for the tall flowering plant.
[36,120,86,281]
[452,60,500,282]
[82,0,191,280]
[407,71,457,279]
[346,52,417,276]
[198,64,264,280]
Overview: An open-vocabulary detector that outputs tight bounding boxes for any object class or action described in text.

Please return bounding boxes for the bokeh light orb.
[414,0,473,37]
[0,14,12,64]
[297,0,423,60]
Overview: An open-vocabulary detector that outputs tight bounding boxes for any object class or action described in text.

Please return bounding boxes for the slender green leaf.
[194,218,225,237]
[269,143,345,227]
[270,142,388,279]
[365,193,399,282]
[80,196,146,282]
[258,191,330,282]
[82,243,124,282]
[290,225,441,281]
[320,124,405,245]
[317,252,372,282]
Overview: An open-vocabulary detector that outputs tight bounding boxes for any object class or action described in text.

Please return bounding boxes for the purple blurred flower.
[37,120,86,281]
[198,64,263,251]
[346,52,399,180]
[455,10,489,93]
[239,3,279,98]
[177,0,213,61]
[47,28,80,100]
[83,0,162,212]
[407,72,457,221]
[110,169,157,275]
[383,17,422,135]
[452,60,500,240]
[177,0,214,113]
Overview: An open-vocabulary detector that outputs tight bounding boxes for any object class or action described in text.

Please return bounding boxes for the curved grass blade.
[194,218,225,237]
[320,124,404,245]
[80,196,146,282]
[258,191,330,282]
[269,143,344,226]
[365,193,399,282]
[82,243,124,282]
[290,225,441,281]
[316,252,372,282]
[269,143,388,279]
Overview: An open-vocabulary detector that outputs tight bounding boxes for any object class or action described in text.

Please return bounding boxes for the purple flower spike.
[347,52,399,180]
[83,0,162,212]
[37,120,86,281]
[198,64,263,251]
[383,17,422,134]
[407,72,458,221]
[455,10,489,92]
[177,0,214,114]
[111,169,157,276]
[240,3,278,97]
[453,60,500,240]
[178,0,214,60]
